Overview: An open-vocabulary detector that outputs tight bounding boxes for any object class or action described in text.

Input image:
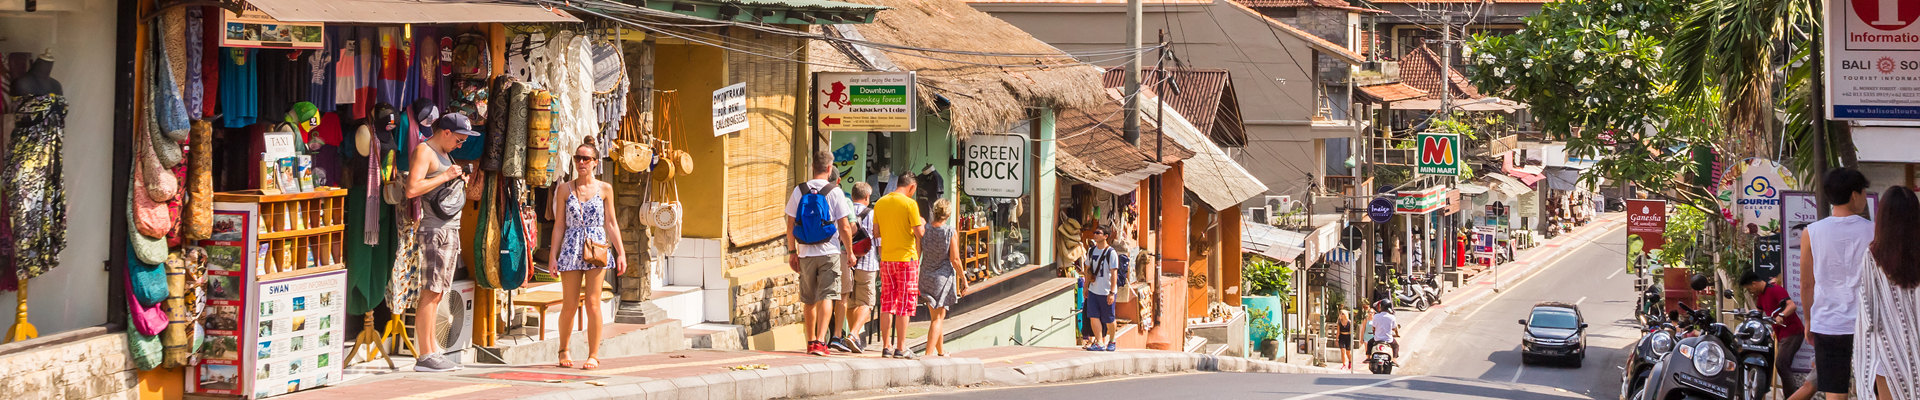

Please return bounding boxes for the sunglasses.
[574,155,596,163]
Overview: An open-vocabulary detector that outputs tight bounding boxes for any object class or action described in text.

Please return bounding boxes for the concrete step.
[475,319,684,365]
[1184,336,1208,353]
[1205,343,1229,356]
[650,285,706,327]
[685,323,749,350]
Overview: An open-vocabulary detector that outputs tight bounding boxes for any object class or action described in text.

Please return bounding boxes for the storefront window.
[955,116,1040,284]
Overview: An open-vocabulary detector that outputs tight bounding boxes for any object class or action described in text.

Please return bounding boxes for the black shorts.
[1811,333,1854,394]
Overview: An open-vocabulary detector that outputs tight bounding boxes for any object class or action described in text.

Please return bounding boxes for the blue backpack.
[794,184,838,245]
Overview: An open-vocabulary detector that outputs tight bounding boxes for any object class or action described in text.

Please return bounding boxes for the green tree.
[1665,0,1812,161]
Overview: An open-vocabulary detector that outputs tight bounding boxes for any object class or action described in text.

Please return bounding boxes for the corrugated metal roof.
[1399,45,1482,102]
[1356,82,1427,103]
[1101,67,1247,148]
[716,0,888,10]
[246,0,582,23]
[1243,222,1308,262]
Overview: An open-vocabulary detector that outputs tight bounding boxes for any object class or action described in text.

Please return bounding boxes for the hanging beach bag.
[125,311,165,372]
[386,217,422,312]
[497,180,531,290]
[127,243,169,309]
[504,82,531,178]
[614,97,651,173]
[473,176,503,289]
[482,76,516,172]
[162,251,193,368]
[130,189,171,265]
[526,89,555,185]
[182,120,214,240]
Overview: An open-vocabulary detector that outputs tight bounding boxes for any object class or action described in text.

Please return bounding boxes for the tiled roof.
[1221,0,1366,64]
[1100,67,1247,147]
[1055,89,1197,184]
[1398,45,1481,101]
[1368,0,1551,3]
[1356,82,1427,103]
[1234,0,1386,12]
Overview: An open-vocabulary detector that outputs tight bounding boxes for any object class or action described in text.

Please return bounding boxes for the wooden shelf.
[258,263,344,282]
[963,226,989,235]
[213,188,349,203]
[258,224,347,240]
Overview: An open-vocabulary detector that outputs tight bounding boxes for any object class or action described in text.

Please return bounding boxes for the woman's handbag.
[583,240,611,268]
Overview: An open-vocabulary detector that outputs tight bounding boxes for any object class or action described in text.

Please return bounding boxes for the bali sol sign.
[1825,0,1920,120]
[1626,199,1667,274]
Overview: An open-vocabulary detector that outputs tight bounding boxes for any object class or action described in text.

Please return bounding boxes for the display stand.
[188,189,351,399]
[959,224,990,284]
[5,282,36,343]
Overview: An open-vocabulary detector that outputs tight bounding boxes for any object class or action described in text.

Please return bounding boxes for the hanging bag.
[182,120,214,240]
[497,180,531,290]
[503,82,531,178]
[527,89,555,185]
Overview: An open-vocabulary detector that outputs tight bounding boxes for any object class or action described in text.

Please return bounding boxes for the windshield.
[1530,310,1579,329]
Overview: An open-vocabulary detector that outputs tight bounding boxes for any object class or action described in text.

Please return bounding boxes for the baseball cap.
[434,113,482,137]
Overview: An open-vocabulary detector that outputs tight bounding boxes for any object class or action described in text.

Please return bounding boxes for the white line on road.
[1510,363,1525,382]
[1280,375,1422,400]
[1607,269,1622,280]
[1576,296,1587,305]
[1460,225,1624,322]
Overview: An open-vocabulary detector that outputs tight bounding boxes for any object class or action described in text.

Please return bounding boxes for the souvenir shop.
[103,1,706,397]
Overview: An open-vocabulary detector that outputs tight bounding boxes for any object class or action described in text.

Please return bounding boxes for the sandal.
[558,350,574,368]
[582,357,601,370]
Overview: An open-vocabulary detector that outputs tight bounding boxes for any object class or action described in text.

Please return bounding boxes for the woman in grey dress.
[919,199,964,356]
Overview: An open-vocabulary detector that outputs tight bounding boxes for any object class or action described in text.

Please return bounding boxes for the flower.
[1640,20,1651,29]
[1617,30,1631,39]
[1573,50,1586,62]
[1623,59,1635,68]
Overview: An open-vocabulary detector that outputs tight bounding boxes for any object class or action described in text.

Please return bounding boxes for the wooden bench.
[512,288,616,341]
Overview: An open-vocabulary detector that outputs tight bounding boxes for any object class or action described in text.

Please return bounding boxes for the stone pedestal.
[614,300,670,325]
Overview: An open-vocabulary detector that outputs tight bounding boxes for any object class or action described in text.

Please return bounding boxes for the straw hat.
[1057,232,1085,264]
[1056,217,1082,239]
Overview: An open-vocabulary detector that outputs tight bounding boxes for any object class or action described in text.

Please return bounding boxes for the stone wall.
[1295,7,1352,85]
[730,267,802,335]
[0,327,139,400]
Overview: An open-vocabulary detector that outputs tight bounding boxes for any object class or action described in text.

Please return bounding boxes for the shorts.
[842,268,877,308]
[797,254,843,304]
[1811,332,1853,394]
[879,261,920,316]
[419,227,460,294]
[1085,292,1115,324]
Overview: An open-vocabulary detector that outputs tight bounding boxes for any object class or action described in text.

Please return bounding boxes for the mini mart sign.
[816,72,918,132]
[1417,133,1462,176]
[1396,185,1448,214]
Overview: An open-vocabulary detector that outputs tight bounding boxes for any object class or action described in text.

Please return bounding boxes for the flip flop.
[583,358,600,370]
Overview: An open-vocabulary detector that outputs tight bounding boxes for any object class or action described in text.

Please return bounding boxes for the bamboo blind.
[723,33,801,247]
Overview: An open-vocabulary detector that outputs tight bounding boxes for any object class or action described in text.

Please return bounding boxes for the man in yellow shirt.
[873,174,924,358]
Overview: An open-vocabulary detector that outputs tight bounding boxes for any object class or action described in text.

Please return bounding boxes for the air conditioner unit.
[1266,196,1293,215]
[1247,207,1267,223]
[400,280,475,357]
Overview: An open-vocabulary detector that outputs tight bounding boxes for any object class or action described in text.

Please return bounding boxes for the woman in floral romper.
[546,138,624,370]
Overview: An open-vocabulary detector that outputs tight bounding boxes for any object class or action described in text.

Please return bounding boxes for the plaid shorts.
[879,261,920,317]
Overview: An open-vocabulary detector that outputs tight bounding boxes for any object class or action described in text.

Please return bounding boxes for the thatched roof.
[808,0,1107,138]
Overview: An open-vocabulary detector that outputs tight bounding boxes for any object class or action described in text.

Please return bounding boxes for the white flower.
[1523,58,1535,68]
[1497,67,1508,76]
[1640,20,1651,29]
[1623,58,1635,68]
[1613,3,1622,11]
[1617,30,1631,39]
[1573,50,1586,62]
[1581,77,1594,87]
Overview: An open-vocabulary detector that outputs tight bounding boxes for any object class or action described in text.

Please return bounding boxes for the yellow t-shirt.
[874,192,924,262]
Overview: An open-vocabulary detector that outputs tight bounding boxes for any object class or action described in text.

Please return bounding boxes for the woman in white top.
[1855,186,1920,400]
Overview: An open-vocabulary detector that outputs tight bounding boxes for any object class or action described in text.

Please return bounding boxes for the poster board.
[221,7,324,49]
[1823,0,1920,120]
[189,203,347,398]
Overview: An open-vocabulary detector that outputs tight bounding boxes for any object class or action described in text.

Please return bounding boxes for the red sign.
[1626,199,1667,274]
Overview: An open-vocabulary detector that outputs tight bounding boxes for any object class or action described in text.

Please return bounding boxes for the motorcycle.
[1409,273,1445,301]
[1392,282,1431,312]
[1727,305,1784,400]
[1632,302,1742,400]
[1366,342,1396,374]
[1635,285,1664,327]
[1620,313,1678,400]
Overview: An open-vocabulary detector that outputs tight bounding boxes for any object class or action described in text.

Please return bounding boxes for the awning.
[639,0,888,25]
[1138,92,1268,210]
[1081,163,1171,196]
[1456,183,1491,195]
[246,0,582,23]
[1243,222,1307,262]
[1484,173,1533,196]
[1546,167,1595,192]
[1503,153,1545,186]
[1852,126,1920,163]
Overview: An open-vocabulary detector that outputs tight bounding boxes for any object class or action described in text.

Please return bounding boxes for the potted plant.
[1249,306,1283,360]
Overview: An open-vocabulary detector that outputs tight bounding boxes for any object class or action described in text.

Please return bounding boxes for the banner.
[1417,133,1462,176]
[1824,0,1920,120]
[221,7,323,49]
[1626,199,1667,274]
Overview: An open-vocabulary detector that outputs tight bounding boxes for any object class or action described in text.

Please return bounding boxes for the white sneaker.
[413,354,464,372]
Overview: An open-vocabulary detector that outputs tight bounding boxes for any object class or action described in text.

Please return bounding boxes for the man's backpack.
[793,183,839,245]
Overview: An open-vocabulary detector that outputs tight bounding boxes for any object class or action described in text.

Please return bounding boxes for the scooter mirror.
[1518,319,1527,326]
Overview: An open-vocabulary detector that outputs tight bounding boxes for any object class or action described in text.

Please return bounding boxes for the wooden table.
[512,288,617,341]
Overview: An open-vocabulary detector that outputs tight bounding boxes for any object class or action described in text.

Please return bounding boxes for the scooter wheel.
[1415,301,1430,312]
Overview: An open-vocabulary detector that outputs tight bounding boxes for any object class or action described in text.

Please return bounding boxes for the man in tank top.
[1800,168,1874,399]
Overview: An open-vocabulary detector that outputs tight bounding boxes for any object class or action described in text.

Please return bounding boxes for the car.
[1519,301,1588,366]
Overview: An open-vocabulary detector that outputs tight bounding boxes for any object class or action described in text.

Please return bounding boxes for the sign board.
[712,82,748,135]
[1416,133,1462,176]
[816,72,918,132]
[1780,191,1819,372]
[249,270,348,398]
[1717,158,1795,235]
[1473,226,1497,256]
[963,134,1026,197]
[1626,199,1667,275]
[1754,233,1784,279]
[191,205,347,398]
[1824,0,1920,120]
[1517,192,1540,217]
[1367,197,1395,223]
[1396,186,1447,214]
[222,7,324,49]
[192,209,256,396]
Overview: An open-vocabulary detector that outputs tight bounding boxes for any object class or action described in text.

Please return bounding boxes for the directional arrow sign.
[823,117,842,126]
[816,72,917,132]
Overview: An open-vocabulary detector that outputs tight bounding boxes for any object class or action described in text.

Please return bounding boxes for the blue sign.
[1367,198,1394,223]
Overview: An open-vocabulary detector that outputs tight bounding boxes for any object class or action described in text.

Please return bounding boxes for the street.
[880,372,1590,399]
[1399,223,1636,399]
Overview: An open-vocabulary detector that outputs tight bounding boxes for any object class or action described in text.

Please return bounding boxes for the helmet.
[1689,273,1713,292]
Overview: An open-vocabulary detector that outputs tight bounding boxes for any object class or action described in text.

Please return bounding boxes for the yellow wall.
[138,367,183,400]
[654,43,729,239]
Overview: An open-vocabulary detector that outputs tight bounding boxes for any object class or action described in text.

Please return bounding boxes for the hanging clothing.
[2,94,69,282]
[344,152,394,316]
[308,36,336,112]
[219,48,258,128]
[184,7,204,117]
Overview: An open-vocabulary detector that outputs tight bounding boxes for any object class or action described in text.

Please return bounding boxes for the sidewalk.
[1395,213,1627,366]
[274,346,1341,400]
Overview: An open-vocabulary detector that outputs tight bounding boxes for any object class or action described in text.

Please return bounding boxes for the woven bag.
[131,163,174,243]
[503,83,530,178]
[182,120,214,240]
[162,251,192,368]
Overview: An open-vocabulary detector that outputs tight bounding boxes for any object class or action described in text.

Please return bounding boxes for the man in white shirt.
[1079,225,1120,351]
[786,150,855,356]
[1800,168,1874,399]
[1368,303,1400,358]
[830,182,878,353]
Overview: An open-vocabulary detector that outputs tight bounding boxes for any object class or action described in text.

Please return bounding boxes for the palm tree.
[1664,0,1812,160]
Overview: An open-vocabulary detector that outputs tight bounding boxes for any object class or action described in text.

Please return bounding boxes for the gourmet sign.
[1825,0,1920,120]
[963,134,1026,197]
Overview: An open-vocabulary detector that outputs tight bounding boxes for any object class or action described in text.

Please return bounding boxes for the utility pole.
[1439,14,1453,121]
[1123,0,1144,145]
[1811,0,1830,218]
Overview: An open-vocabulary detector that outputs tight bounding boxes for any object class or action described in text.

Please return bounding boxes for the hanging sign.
[1416,133,1462,176]
[1396,186,1447,214]
[1367,197,1395,223]
[221,7,324,49]
[963,134,1027,197]
[712,82,749,136]
[816,72,919,132]
[1716,158,1796,236]
[1626,199,1667,275]
[1824,0,1920,120]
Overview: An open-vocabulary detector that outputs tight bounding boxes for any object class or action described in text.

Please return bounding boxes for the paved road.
[1400,224,1636,400]
[874,372,1590,399]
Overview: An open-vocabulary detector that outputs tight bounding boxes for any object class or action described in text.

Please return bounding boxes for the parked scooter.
[1635,285,1664,327]
[1727,305,1783,400]
[1366,342,1396,374]
[1392,281,1431,311]
[1619,313,1678,400]
[1409,273,1444,302]
[1631,302,1741,400]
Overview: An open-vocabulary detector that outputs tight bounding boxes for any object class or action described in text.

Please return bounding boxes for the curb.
[522,358,985,400]
[990,352,1347,386]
